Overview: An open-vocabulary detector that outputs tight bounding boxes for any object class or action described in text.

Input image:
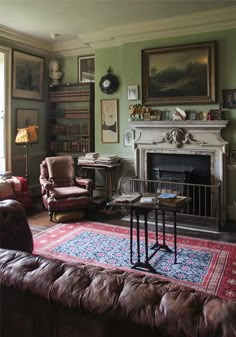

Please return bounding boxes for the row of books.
[50,137,90,153]
[51,122,89,135]
[49,90,90,103]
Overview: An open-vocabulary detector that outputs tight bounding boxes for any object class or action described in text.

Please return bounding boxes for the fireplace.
[129,120,228,224]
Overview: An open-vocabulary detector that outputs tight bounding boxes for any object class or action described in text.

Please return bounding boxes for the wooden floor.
[28,197,236,243]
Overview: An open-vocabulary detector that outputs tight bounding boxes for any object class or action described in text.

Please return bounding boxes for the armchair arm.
[75,177,94,196]
[39,176,54,198]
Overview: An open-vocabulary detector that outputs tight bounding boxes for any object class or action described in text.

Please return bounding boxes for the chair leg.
[49,210,53,221]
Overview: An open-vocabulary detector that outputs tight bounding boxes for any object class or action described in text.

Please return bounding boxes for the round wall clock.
[99,67,119,94]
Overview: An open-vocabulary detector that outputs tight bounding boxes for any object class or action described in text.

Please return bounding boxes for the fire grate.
[128,178,222,232]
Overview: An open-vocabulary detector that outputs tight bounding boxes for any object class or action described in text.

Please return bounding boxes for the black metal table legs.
[130,207,178,273]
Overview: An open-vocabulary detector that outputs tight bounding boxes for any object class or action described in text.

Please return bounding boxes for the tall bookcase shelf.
[48,82,94,156]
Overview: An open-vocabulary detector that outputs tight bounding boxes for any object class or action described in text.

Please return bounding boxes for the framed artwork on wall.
[123,129,134,147]
[222,89,236,108]
[101,99,119,143]
[142,41,216,106]
[12,50,45,100]
[128,85,139,100]
[78,55,95,82]
[229,150,236,165]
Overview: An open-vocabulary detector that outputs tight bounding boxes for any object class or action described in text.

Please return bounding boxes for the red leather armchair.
[39,155,94,221]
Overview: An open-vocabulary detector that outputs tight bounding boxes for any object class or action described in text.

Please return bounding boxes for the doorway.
[0,47,11,173]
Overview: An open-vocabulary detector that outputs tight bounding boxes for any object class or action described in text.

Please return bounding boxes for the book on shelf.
[114,193,141,203]
[139,196,156,205]
[158,195,188,207]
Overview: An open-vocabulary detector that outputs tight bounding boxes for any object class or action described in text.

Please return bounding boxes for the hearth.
[129,120,228,228]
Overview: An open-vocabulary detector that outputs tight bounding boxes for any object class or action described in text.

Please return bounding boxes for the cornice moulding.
[0,25,51,55]
[1,6,236,56]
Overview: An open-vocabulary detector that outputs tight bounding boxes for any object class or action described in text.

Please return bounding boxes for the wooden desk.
[108,196,191,273]
[77,161,122,200]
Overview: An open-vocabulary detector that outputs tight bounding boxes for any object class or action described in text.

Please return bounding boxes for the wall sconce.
[15,125,38,180]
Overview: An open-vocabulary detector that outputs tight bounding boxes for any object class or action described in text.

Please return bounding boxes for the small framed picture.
[123,129,134,147]
[128,85,138,101]
[229,150,236,165]
[101,99,119,143]
[78,55,95,82]
[222,89,236,108]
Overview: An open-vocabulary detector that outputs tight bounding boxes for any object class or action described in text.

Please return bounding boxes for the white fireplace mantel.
[129,120,229,222]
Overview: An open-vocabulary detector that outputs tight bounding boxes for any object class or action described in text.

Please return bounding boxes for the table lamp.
[15,125,38,180]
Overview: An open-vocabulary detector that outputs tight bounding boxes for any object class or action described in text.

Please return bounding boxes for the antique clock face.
[99,68,119,94]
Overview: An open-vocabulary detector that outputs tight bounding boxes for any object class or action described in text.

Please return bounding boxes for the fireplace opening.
[147,153,211,216]
[147,153,211,185]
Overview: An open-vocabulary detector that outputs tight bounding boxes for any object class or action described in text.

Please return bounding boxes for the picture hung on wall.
[12,50,45,100]
[16,108,39,143]
[142,41,216,106]
[229,150,236,165]
[101,99,119,143]
[222,89,236,108]
[123,129,135,147]
[78,55,95,82]
[128,85,139,100]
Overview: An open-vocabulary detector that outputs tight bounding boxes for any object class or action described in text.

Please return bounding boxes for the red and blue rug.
[33,221,236,301]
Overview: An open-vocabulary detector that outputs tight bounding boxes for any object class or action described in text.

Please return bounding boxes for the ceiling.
[1,0,236,54]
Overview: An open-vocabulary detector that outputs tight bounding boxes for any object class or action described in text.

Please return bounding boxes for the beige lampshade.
[15,125,38,144]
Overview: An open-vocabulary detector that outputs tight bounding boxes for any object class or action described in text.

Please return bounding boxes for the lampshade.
[15,125,38,144]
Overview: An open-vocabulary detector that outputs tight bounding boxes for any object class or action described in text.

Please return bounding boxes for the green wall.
[4,27,236,220]
[95,29,236,155]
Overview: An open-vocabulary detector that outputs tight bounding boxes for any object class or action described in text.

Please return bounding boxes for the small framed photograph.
[78,55,95,82]
[16,108,39,143]
[101,99,119,143]
[222,89,236,108]
[12,50,45,100]
[128,85,138,100]
[123,129,134,147]
[229,150,236,165]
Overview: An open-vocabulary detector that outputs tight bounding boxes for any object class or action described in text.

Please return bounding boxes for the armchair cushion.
[50,186,89,199]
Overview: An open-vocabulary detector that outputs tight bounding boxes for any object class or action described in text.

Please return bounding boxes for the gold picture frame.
[142,41,216,106]
[101,99,119,143]
[12,50,45,100]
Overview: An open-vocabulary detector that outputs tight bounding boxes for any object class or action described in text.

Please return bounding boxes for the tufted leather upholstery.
[0,199,33,253]
[0,248,235,337]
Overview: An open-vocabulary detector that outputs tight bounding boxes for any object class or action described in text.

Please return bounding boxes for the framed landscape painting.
[142,41,216,106]
[12,50,45,100]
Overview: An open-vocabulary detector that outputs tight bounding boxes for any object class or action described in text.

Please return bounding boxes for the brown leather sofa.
[1,248,236,337]
[0,199,33,252]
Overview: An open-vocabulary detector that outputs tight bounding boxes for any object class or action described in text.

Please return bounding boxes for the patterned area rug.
[33,222,236,301]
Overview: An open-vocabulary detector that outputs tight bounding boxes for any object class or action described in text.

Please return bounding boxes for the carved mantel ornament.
[162,128,196,148]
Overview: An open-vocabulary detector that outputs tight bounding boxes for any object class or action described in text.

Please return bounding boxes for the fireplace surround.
[129,120,228,223]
